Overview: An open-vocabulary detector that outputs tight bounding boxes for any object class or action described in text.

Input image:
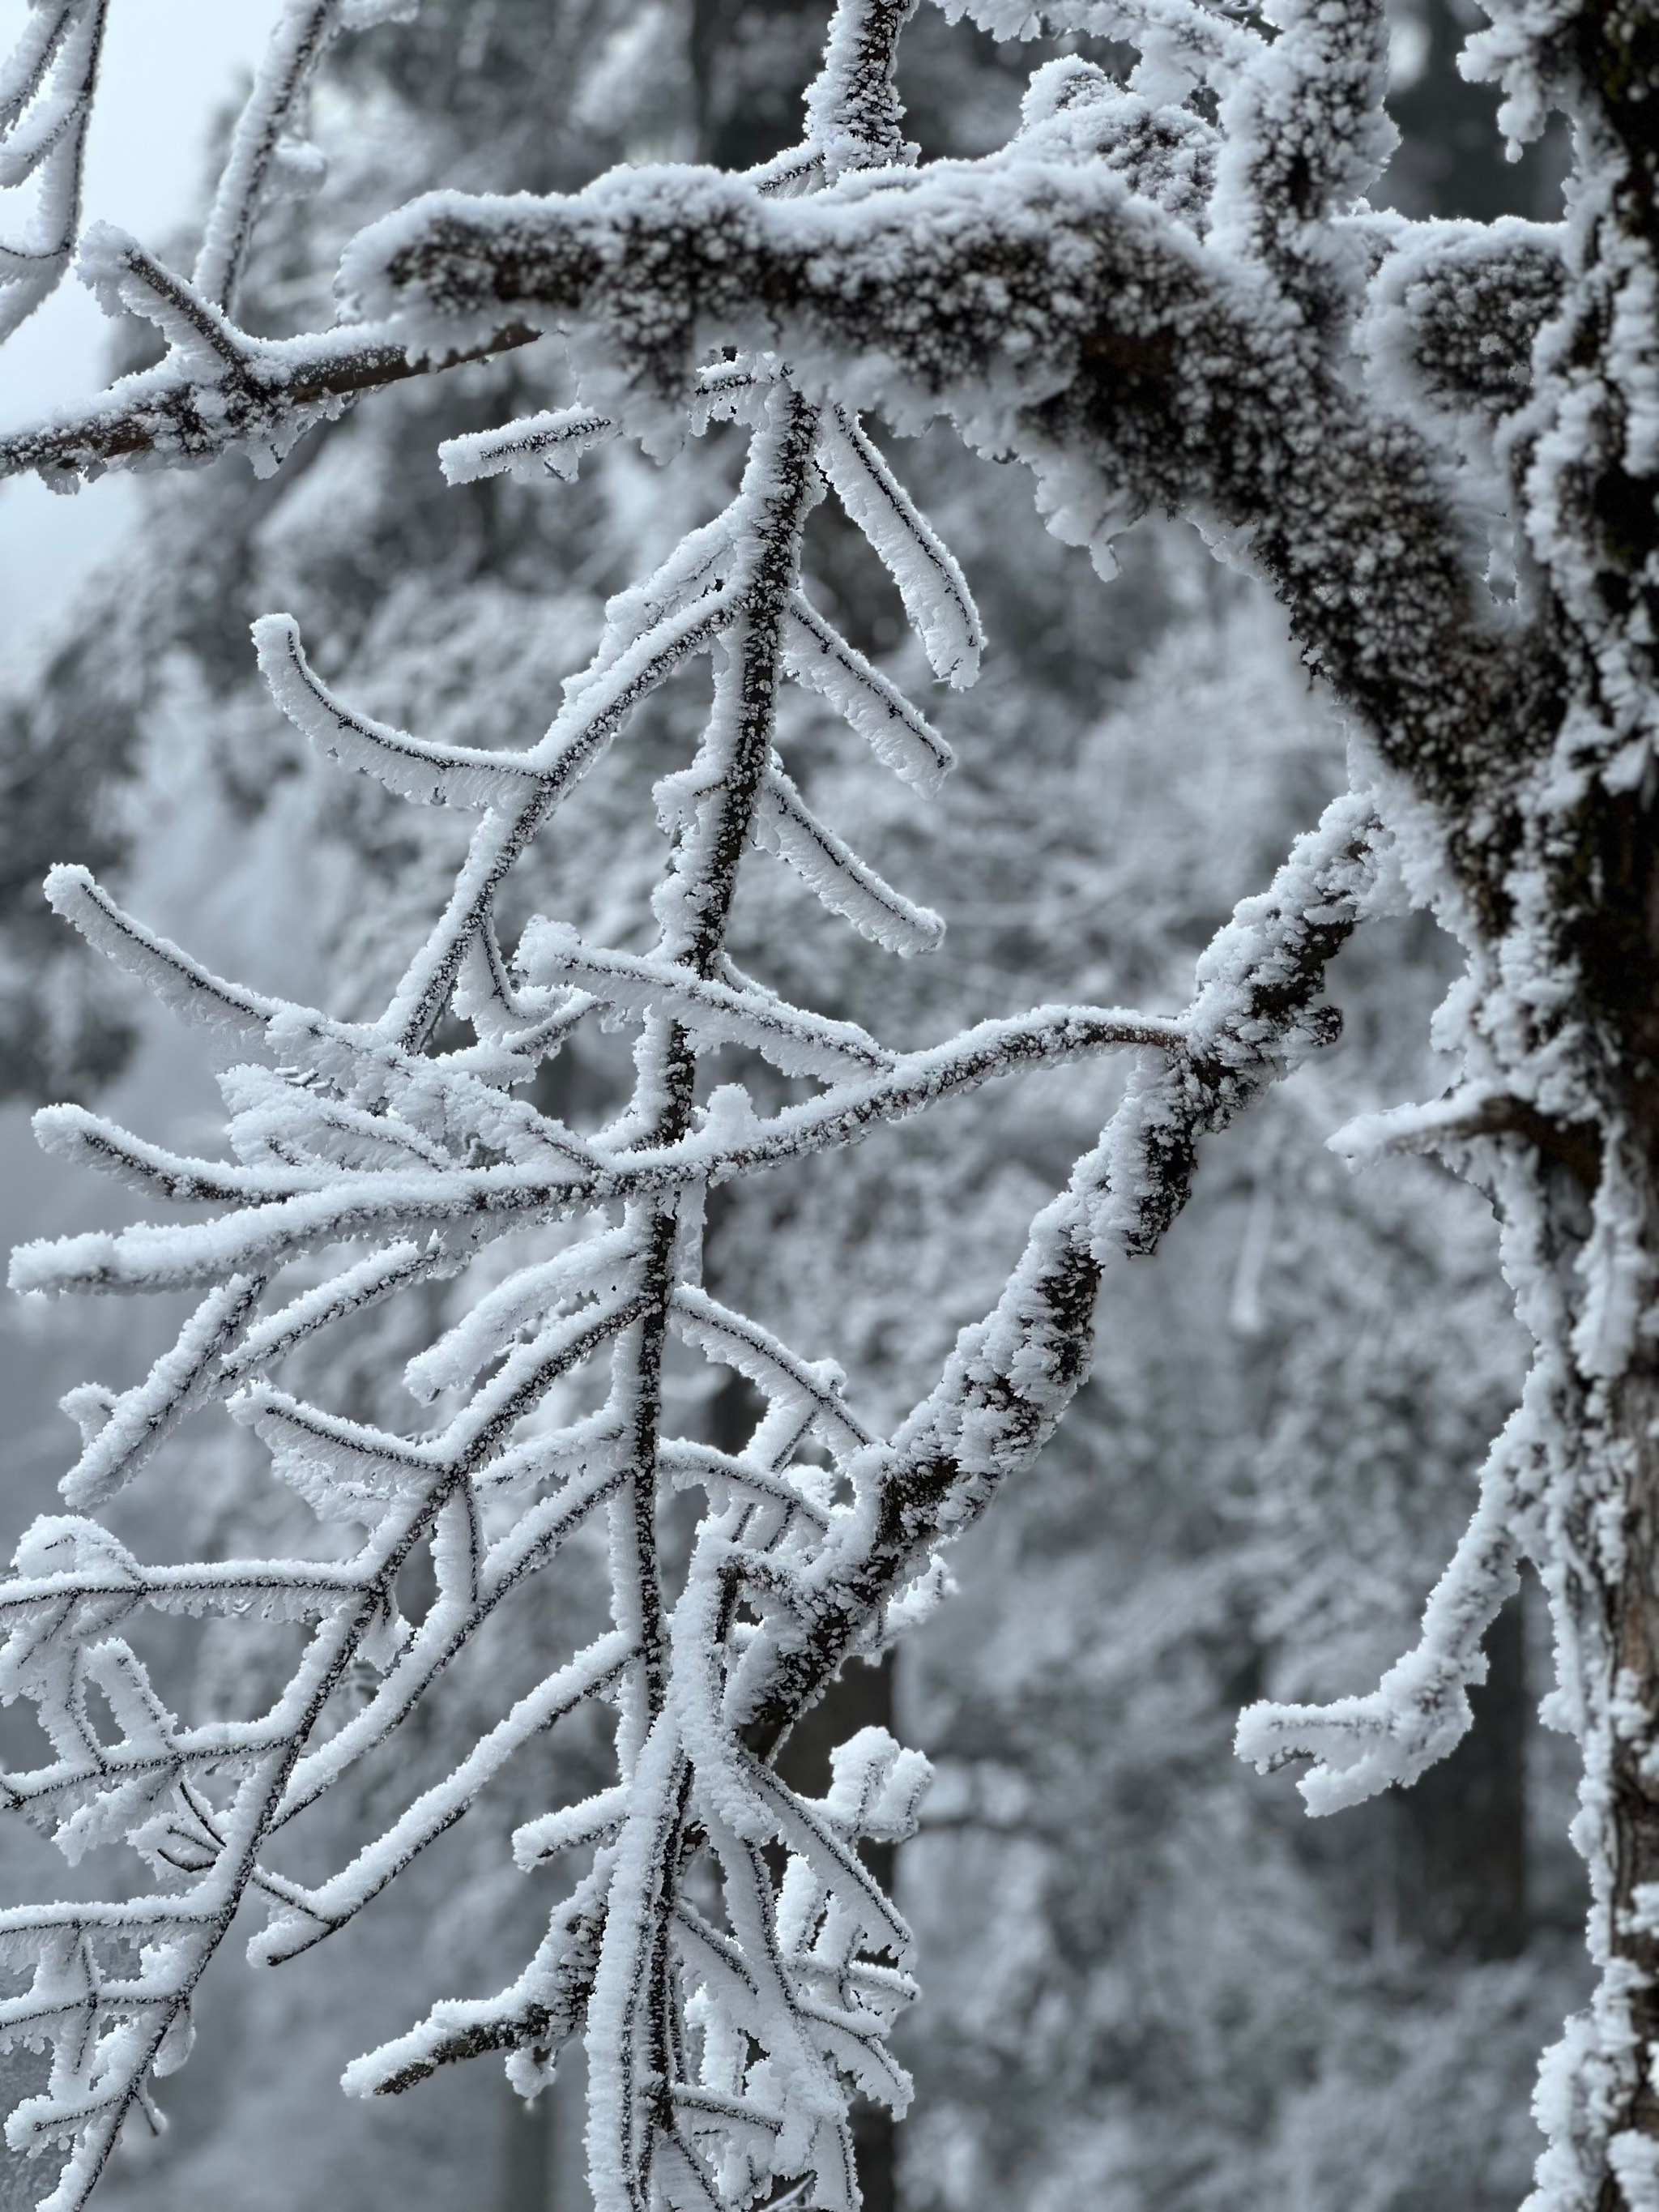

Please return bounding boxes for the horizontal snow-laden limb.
[9,980,1192,1298]
[343,112,1542,830]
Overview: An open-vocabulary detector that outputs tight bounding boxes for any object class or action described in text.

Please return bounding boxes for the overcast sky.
[0,2,279,661]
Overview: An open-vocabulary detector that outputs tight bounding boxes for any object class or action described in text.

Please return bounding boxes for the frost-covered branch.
[344,122,1544,861]
[1235,1392,1534,1810]
[13,994,1186,1296]
[1370,219,1566,424]
[0,294,539,485]
[0,0,109,342]
[731,792,1379,1757]
[192,0,425,318]
[0,0,539,486]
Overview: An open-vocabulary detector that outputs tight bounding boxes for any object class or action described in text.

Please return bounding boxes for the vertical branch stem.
[591,384,821,2207]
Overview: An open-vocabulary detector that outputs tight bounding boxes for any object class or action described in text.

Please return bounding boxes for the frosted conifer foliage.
[1,0,1654,2203]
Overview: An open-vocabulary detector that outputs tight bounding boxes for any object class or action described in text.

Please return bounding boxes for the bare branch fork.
[0,0,535,485]
[1,0,1656,2206]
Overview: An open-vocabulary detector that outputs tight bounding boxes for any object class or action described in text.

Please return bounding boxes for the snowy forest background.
[0,2,1584,2207]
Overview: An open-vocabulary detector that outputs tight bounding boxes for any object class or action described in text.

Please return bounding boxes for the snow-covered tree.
[1,0,1656,2207]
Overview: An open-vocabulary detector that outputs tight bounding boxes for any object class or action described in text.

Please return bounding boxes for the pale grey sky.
[0,2,279,660]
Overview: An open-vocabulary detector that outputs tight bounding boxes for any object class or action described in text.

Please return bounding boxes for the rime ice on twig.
[0,0,109,343]
[192,0,410,319]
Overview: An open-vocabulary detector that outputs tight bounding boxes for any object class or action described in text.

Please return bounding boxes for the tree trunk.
[1598,1235,1659,2206]
[501,2073,556,2212]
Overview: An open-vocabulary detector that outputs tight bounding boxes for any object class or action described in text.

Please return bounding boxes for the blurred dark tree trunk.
[1393,1595,1529,1959]
[1381,0,1565,221]
[691,0,829,170]
[1368,0,1546,1974]
[501,2077,556,2212]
